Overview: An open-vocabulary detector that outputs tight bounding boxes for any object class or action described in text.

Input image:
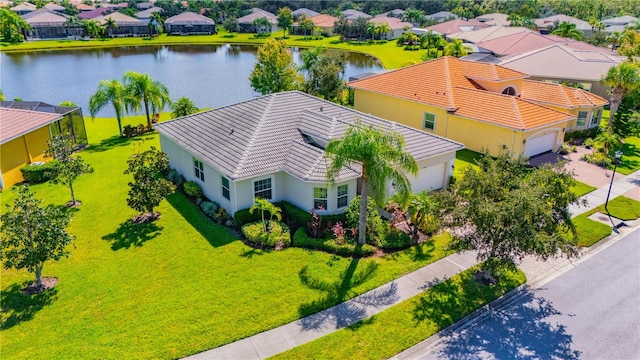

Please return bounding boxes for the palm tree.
[89,79,132,137]
[250,198,282,232]
[149,11,164,37]
[601,61,640,130]
[326,121,418,245]
[123,71,171,128]
[366,21,377,41]
[252,16,270,34]
[420,30,441,52]
[551,21,583,40]
[376,22,390,41]
[64,15,82,39]
[0,89,5,101]
[444,39,472,57]
[171,97,198,118]
[103,17,118,38]
[607,31,621,51]
[407,190,437,239]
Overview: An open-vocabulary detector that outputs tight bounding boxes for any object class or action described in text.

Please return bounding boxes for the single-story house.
[22,9,69,39]
[137,2,154,10]
[535,14,592,36]
[425,11,457,23]
[154,91,463,216]
[43,3,65,12]
[293,14,338,36]
[342,9,371,21]
[386,9,405,18]
[449,26,533,44]
[292,8,319,19]
[93,12,150,37]
[427,18,488,36]
[75,3,97,12]
[499,44,624,98]
[78,7,112,20]
[476,31,613,57]
[135,7,162,24]
[10,2,36,15]
[348,56,607,158]
[474,13,510,26]
[0,102,88,190]
[237,8,279,33]
[369,15,413,39]
[602,15,638,34]
[164,12,216,35]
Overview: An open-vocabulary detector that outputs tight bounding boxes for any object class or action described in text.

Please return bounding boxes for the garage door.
[408,163,446,193]
[525,133,556,157]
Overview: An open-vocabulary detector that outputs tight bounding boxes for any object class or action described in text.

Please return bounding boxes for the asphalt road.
[419,227,640,360]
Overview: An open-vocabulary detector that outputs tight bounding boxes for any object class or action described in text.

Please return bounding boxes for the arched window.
[502,86,516,96]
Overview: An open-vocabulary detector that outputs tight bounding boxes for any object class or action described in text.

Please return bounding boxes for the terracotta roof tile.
[426,18,488,35]
[521,80,608,108]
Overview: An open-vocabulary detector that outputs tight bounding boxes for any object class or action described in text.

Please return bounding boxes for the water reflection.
[2,44,383,117]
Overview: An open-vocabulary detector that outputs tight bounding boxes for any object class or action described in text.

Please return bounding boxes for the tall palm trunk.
[608,87,624,130]
[358,178,368,245]
[116,115,123,137]
[144,98,151,128]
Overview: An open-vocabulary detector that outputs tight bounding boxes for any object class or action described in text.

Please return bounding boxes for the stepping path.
[185,170,640,360]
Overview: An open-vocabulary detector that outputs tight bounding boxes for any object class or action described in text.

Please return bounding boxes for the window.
[423,113,436,131]
[577,111,589,127]
[591,109,602,126]
[193,157,204,181]
[314,187,328,210]
[221,176,230,200]
[337,185,348,208]
[501,86,516,96]
[254,178,272,200]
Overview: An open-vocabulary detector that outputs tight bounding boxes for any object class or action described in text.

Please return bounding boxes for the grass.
[0,113,456,359]
[454,149,482,179]
[0,31,425,70]
[271,266,526,360]
[585,196,640,221]
[572,214,613,247]
[615,136,640,175]
[570,181,597,197]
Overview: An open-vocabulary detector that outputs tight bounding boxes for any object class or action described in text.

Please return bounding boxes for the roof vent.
[229,128,234,135]
[320,106,323,112]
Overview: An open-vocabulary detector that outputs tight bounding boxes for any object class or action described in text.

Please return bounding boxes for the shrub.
[123,124,150,138]
[242,220,291,248]
[166,169,185,187]
[234,201,345,230]
[564,128,601,145]
[581,152,611,167]
[556,142,571,155]
[416,214,441,236]
[293,228,376,257]
[215,207,229,222]
[345,195,385,246]
[234,207,263,227]
[20,161,57,184]
[183,180,203,198]
[380,228,412,250]
[200,201,219,218]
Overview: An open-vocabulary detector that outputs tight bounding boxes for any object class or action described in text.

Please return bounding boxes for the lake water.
[0,44,384,117]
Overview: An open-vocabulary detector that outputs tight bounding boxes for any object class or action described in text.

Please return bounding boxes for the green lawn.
[0,114,456,359]
[586,196,640,221]
[0,31,424,70]
[271,266,526,360]
[572,214,613,247]
[570,181,597,197]
[454,149,482,179]
[615,136,640,175]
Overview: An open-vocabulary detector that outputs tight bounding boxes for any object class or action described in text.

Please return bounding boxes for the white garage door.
[409,163,446,193]
[525,133,556,157]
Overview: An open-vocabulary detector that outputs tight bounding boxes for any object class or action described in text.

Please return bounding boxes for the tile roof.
[450,25,533,44]
[24,11,67,26]
[44,3,65,11]
[238,8,277,24]
[425,11,457,20]
[292,8,319,17]
[370,15,413,30]
[603,15,638,25]
[348,56,577,131]
[94,12,147,26]
[0,108,61,145]
[11,2,36,11]
[474,13,510,26]
[165,12,215,25]
[308,14,338,27]
[154,91,463,181]
[426,18,488,35]
[136,7,162,18]
[75,3,95,11]
[78,7,111,19]
[535,14,591,31]
[499,44,623,82]
[342,9,371,20]
[520,80,608,108]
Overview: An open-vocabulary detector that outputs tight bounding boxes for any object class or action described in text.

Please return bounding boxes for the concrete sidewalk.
[185,170,640,360]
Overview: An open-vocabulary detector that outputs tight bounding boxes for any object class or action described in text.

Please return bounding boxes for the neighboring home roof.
[308,14,338,27]
[154,91,463,182]
[137,2,153,10]
[78,7,111,19]
[474,13,510,26]
[535,14,591,31]
[520,80,608,109]
[499,44,623,82]
[94,12,147,26]
[425,11,457,21]
[476,31,612,57]
[603,15,638,25]
[23,10,68,26]
[370,15,412,30]
[342,9,371,20]
[292,8,319,17]
[460,52,502,63]
[165,12,215,25]
[348,56,574,131]
[237,8,277,24]
[75,3,95,11]
[1,100,80,115]
[104,2,128,9]
[427,18,488,35]
[0,108,62,145]
[136,7,162,19]
[44,3,65,11]
[450,25,533,43]
[387,9,405,17]
[11,2,36,12]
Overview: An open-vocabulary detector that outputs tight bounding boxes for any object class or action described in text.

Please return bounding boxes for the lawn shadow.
[298,259,397,330]
[1,282,58,330]
[165,192,237,248]
[240,247,269,258]
[84,134,134,153]
[421,287,581,359]
[102,219,163,250]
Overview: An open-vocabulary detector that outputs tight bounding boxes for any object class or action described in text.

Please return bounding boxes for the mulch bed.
[21,277,58,295]
[132,212,161,224]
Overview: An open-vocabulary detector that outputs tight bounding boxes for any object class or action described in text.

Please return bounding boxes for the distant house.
[425,11,457,23]
[164,12,216,35]
[0,102,88,190]
[426,18,488,36]
[22,9,68,39]
[386,9,405,18]
[474,13,510,26]
[349,56,607,158]
[154,91,463,215]
[602,15,638,34]
[459,52,502,63]
[369,15,413,39]
[499,44,624,98]
[75,3,96,12]
[43,3,65,12]
[293,14,338,36]
[10,2,36,15]
[535,14,592,36]
[237,8,279,33]
[93,12,150,37]
[476,31,615,57]
[136,7,162,24]
[78,7,112,20]
[292,8,319,19]
[449,26,533,44]
[137,2,154,10]
[342,9,371,21]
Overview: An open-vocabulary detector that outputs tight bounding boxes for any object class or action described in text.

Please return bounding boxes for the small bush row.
[242,221,291,248]
[293,228,376,257]
[165,169,230,224]
[123,124,152,138]
[20,161,58,184]
[233,201,346,230]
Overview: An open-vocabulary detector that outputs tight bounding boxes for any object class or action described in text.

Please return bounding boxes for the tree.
[298,14,314,38]
[223,16,239,33]
[124,147,175,221]
[326,121,418,245]
[0,186,75,289]
[439,152,579,280]
[0,8,32,43]
[507,14,535,29]
[444,39,472,57]
[252,16,271,34]
[617,28,640,60]
[149,11,164,36]
[420,30,443,52]
[351,17,369,41]
[601,61,640,130]
[83,19,103,38]
[171,96,198,118]
[89,79,134,137]
[249,39,301,95]
[64,15,82,40]
[44,135,94,206]
[366,21,377,40]
[300,46,324,71]
[551,21,583,40]
[376,22,390,40]
[402,8,425,26]
[123,71,171,128]
[277,7,293,38]
[333,15,350,40]
[0,89,5,101]
[102,17,118,38]
[59,100,77,106]
[249,198,282,232]
[397,31,420,50]
[304,51,347,103]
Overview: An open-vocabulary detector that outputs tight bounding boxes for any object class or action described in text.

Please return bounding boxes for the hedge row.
[20,161,57,184]
[234,201,346,230]
[292,228,376,257]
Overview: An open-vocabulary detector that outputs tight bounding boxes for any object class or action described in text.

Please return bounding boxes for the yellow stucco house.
[349,56,607,157]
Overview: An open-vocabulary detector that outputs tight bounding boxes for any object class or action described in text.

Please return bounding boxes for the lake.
[1,44,384,117]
